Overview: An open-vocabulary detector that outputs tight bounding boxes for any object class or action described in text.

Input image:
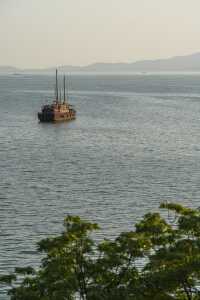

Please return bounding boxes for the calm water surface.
[1,73,200,297]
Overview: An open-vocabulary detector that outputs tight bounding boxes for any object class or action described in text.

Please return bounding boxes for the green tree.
[139,203,200,300]
[1,203,200,300]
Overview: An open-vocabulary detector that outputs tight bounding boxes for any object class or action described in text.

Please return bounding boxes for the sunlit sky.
[1,0,200,68]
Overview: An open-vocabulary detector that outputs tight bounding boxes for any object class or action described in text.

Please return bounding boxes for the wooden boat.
[38,70,76,122]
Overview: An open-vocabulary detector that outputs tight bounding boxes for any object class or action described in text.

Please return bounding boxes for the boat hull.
[38,110,76,122]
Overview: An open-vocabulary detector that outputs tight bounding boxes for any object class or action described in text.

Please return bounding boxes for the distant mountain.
[0,66,20,73]
[127,52,200,72]
[2,52,200,73]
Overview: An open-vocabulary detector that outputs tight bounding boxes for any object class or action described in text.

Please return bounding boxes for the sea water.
[1,73,200,298]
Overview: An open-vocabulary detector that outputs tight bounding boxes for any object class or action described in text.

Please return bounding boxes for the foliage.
[1,204,200,300]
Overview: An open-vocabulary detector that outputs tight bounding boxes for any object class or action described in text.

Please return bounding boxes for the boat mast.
[54,85,57,99]
[56,69,58,103]
[59,88,62,102]
[63,75,66,103]
[66,75,69,101]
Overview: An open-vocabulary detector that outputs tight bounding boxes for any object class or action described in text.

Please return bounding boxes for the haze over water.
[1,73,200,297]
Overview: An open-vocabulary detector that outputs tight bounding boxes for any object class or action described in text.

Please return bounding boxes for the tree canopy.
[1,203,200,300]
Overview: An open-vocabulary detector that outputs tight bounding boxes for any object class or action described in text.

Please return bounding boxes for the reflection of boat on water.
[38,70,76,122]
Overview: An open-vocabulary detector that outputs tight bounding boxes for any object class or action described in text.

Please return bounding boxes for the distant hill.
[0,66,20,73]
[2,52,200,74]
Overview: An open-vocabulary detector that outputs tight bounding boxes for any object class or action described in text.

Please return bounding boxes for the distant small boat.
[38,70,76,122]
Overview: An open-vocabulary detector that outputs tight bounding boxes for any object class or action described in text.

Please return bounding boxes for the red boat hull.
[38,109,76,122]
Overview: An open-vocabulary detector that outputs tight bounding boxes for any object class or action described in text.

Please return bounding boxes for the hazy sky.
[1,0,200,68]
